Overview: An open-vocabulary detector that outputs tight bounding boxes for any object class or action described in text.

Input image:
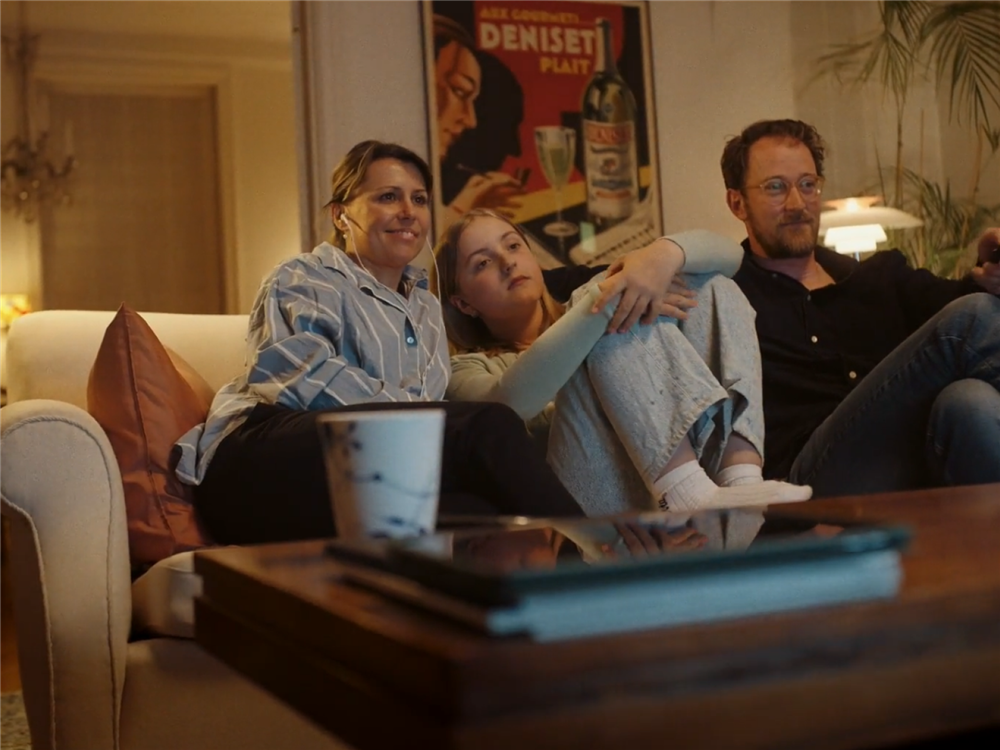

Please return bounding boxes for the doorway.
[40,86,226,313]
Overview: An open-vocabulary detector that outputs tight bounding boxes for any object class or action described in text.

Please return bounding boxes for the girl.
[434,209,812,518]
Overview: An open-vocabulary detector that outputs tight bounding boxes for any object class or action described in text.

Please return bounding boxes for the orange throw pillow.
[87,305,213,565]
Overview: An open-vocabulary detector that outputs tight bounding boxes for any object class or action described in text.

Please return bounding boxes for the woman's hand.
[449,172,524,218]
[591,237,692,333]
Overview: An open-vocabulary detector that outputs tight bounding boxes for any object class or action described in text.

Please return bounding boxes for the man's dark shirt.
[543,264,606,303]
[732,241,979,479]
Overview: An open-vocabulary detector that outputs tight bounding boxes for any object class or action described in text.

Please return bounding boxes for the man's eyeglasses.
[746,175,825,203]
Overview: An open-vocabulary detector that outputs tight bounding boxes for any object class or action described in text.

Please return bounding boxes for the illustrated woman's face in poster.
[435,40,482,158]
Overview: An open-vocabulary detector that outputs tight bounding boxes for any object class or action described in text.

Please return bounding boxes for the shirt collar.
[739,239,857,284]
[314,242,430,294]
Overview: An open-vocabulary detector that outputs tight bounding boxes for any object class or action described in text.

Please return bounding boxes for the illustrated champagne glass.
[534,126,578,238]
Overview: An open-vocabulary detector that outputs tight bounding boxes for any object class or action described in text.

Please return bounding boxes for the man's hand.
[971,227,1000,296]
[658,277,698,320]
[590,238,690,333]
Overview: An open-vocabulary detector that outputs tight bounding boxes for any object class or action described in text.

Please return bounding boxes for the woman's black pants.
[193,401,585,545]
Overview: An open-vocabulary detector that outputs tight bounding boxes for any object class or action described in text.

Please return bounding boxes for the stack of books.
[327,510,909,642]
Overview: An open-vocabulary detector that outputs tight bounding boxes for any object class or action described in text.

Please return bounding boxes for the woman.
[173,142,593,545]
[434,209,812,518]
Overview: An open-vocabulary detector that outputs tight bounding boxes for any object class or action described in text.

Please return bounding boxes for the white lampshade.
[824,224,887,254]
[818,196,921,256]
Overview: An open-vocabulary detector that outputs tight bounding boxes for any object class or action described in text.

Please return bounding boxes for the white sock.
[716,464,763,487]
[654,462,812,512]
[652,462,714,511]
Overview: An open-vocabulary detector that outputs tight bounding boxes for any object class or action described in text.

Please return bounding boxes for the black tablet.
[379,509,911,607]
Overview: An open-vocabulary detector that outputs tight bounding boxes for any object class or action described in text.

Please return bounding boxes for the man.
[721,119,1000,496]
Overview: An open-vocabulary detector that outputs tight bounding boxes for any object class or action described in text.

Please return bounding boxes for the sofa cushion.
[87,304,213,566]
[166,347,216,415]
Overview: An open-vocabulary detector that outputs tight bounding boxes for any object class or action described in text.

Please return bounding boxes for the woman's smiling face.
[452,214,545,324]
[338,157,431,277]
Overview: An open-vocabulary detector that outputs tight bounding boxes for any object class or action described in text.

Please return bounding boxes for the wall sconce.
[819,196,922,260]
[0,293,31,331]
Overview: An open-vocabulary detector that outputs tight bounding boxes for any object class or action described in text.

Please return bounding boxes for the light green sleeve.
[667,229,743,277]
[447,284,612,420]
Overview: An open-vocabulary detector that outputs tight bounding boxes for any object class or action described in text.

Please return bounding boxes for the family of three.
[175,122,1000,546]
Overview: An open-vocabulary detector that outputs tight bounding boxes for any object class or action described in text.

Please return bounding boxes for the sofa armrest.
[1,399,131,750]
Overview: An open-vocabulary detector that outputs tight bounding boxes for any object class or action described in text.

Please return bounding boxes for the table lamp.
[819,197,922,260]
[1,293,32,398]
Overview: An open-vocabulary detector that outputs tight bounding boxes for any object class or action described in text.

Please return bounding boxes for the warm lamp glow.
[824,225,887,254]
[0,293,31,330]
[819,196,921,256]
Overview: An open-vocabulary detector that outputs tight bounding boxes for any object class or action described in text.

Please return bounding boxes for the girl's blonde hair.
[432,208,564,354]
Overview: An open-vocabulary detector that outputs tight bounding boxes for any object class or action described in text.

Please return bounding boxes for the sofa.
[0,310,345,750]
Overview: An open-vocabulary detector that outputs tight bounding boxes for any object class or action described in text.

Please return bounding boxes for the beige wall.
[229,65,302,307]
[0,1,300,313]
[651,1,796,239]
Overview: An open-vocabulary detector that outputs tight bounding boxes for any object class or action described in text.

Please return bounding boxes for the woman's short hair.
[720,119,826,191]
[432,208,562,354]
[326,140,433,247]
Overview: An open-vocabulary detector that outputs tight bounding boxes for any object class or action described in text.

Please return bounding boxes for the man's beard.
[749,208,819,259]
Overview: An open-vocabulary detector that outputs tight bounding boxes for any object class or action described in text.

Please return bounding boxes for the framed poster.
[422,0,661,268]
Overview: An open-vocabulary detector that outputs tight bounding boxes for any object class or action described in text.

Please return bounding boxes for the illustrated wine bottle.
[580,17,639,230]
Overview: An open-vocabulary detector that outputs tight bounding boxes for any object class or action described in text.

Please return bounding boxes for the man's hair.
[325,140,433,248]
[720,119,827,191]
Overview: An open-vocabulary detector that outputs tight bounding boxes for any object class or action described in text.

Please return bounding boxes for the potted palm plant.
[814,0,999,277]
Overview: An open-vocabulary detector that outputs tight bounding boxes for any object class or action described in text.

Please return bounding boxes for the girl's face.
[452,214,545,324]
[338,158,431,273]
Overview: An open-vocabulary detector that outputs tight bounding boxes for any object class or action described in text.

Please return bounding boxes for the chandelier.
[1,13,75,223]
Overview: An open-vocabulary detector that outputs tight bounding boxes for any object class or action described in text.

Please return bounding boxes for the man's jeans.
[789,293,1000,497]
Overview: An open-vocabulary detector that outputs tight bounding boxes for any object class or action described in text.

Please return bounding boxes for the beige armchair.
[1,310,344,750]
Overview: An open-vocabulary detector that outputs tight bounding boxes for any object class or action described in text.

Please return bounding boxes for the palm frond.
[811,1,925,104]
[898,168,1000,277]
[923,2,1000,129]
[884,0,931,45]
[984,126,1000,154]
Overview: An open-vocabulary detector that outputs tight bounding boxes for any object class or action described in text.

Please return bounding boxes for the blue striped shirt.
[174,242,450,485]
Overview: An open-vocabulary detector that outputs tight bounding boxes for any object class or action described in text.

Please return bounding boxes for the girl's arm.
[595,230,743,332]
[448,283,612,420]
[668,229,744,277]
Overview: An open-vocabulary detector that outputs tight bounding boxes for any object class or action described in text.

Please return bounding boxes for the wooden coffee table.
[194,484,1000,749]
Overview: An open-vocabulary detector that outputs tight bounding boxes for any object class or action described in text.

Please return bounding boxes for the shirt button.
[849,371,857,380]
[406,336,416,345]
[810,335,819,343]
[806,294,812,301]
